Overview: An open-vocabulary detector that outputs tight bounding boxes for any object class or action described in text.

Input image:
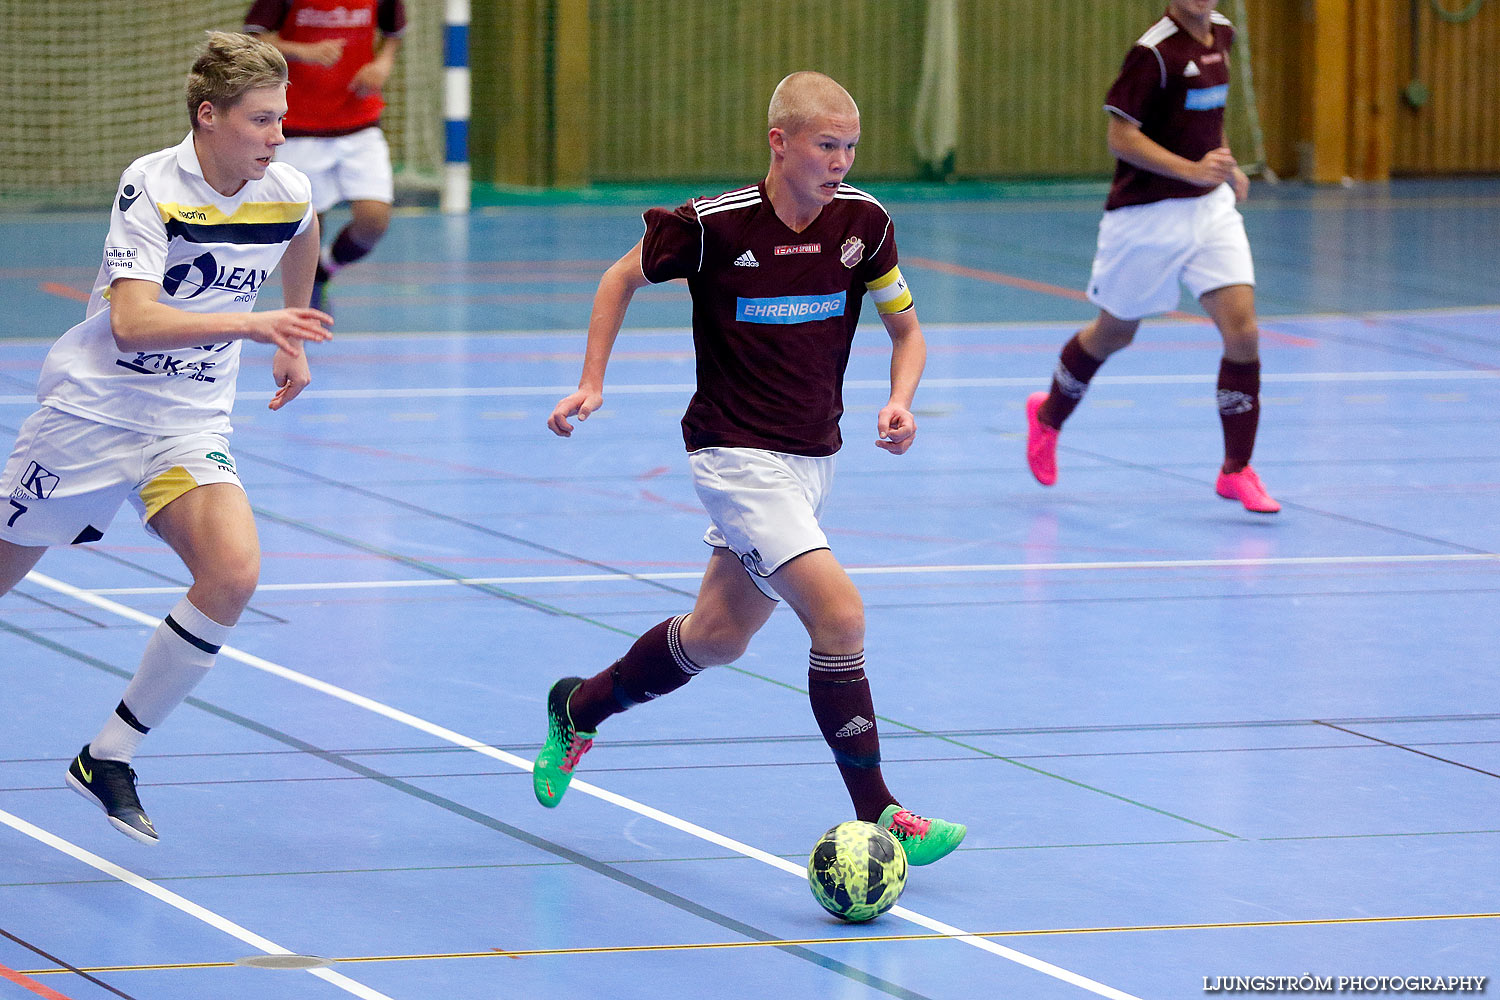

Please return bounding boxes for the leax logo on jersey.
[162,250,268,300]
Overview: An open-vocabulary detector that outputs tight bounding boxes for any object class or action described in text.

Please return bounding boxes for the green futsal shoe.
[532,677,596,807]
[878,804,965,866]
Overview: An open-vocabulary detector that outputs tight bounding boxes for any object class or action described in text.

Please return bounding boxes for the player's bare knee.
[198,550,260,616]
[680,614,753,666]
[350,206,391,243]
[1082,316,1137,357]
[1221,325,1260,362]
[813,603,865,653]
[351,218,389,244]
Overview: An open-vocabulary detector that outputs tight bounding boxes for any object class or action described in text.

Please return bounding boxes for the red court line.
[905,255,1093,303]
[904,255,1316,346]
[0,963,75,1000]
[38,283,88,303]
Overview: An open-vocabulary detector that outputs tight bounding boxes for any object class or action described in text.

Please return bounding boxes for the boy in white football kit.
[1026,0,1279,513]
[0,32,332,843]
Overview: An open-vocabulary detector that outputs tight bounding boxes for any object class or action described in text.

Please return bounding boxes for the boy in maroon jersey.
[244,0,405,314]
[535,72,965,866]
[1026,0,1279,513]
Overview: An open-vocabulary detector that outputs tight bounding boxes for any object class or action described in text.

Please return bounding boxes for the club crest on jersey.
[840,236,865,269]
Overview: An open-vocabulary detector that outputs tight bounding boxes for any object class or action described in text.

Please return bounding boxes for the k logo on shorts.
[20,461,59,499]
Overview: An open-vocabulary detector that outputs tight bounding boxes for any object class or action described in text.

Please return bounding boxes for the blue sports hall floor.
[1,177,1497,999]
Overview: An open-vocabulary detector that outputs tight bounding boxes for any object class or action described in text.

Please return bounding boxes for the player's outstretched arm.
[549,240,651,437]
[109,279,332,358]
[876,307,926,455]
[1107,115,1237,189]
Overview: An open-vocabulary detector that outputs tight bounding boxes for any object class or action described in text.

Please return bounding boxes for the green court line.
[2,837,1245,891]
[724,664,1243,840]
[1259,828,1500,842]
[249,506,639,638]
[224,448,1250,839]
[250,495,1245,840]
[0,618,934,1000]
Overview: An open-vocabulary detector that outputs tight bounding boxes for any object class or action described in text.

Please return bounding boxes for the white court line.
[0,807,394,1000]
[1,305,1496,353]
[3,368,1498,405]
[20,570,1143,1000]
[59,553,1500,597]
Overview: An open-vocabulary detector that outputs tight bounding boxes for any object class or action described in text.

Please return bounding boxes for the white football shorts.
[0,407,243,547]
[687,447,835,600]
[275,127,394,213]
[1087,182,1255,321]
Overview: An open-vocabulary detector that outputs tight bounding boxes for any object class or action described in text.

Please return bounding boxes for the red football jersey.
[641,182,905,458]
[244,0,406,137]
[1103,8,1236,210]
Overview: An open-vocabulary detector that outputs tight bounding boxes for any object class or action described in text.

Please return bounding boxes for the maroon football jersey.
[1103,8,1235,210]
[641,181,904,457]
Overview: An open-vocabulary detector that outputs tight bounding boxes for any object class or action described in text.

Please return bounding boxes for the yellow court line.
[24,911,1500,976]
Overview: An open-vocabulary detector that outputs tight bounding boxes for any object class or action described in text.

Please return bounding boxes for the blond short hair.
[767,71,859,136]
[185,31,288,130]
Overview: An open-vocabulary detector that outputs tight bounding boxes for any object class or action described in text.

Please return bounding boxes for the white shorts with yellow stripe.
[0,407,242,547]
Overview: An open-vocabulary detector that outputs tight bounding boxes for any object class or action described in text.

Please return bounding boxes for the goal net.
[0,1,442,208]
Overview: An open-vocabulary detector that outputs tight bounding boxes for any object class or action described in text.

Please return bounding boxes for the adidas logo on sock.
[835,716,873,738]
[733,250,759,267]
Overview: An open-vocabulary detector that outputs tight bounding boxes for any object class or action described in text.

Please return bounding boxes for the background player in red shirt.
[244,0,406,313]
[534,72,965,866]
[1025,0,1279,513]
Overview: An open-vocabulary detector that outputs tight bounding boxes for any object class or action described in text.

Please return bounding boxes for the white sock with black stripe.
[89,597,231,764]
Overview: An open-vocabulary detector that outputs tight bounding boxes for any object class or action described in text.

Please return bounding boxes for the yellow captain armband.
[866,265,913,315]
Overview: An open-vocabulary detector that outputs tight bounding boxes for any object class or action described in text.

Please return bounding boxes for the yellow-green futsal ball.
[807,820,908,922]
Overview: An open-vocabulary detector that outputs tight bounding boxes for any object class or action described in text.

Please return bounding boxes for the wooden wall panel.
[468,0,1500,186]
[1394,0,1500,173]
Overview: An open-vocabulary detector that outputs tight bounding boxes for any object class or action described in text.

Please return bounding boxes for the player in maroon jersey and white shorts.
[244,0,406,314]
[1025,0,1279,513]
[533,72,965,866]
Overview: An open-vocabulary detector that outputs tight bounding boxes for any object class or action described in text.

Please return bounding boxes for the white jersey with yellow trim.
[36,133,314,436]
